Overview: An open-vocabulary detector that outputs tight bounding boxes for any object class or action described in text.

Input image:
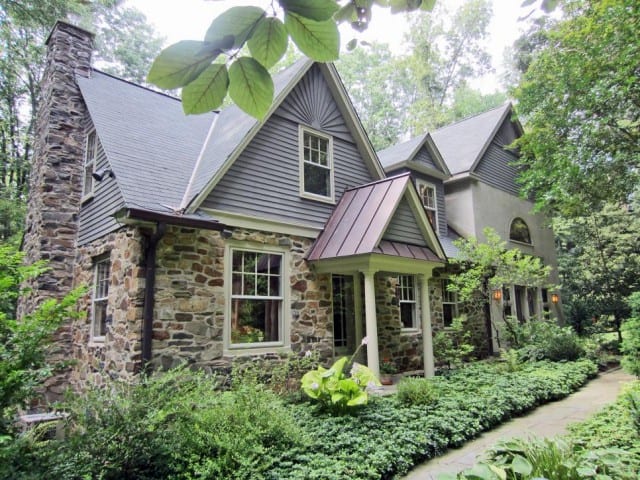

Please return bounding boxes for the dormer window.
[417,180,438,230]
[82,130,97,201]
[299,126,334,203]
[510,217,532,244]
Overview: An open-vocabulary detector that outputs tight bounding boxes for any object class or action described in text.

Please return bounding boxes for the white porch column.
[362,270,380,378]
[420,273,435,377]
[353,273,364,363]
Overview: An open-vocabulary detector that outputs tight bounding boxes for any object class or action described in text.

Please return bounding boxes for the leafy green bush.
[397,377,440,406]
[621,293,640,377]
[2,367,303,480]
[433,315,475,369]
[514,320,585,362]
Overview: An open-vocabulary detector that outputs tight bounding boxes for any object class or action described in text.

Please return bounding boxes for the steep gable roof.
[308,173,445,261]
[185,61,385,213]
[431,103,513,176]
[77,71,214,213]
[377,132,450,179]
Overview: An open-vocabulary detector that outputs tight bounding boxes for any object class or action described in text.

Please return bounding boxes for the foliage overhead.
[514,0,640,216]
[148,0,438,119]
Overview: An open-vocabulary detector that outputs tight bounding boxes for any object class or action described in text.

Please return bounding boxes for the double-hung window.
[300,126,334,202]
[398,275,417,329]
[417,180,438,230]
[91,256,110,341]
[230,248,284,346]
[82,130,97,201]
[441,278,459,327]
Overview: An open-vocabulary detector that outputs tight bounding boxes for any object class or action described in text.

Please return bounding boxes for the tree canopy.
[514,0,640,216]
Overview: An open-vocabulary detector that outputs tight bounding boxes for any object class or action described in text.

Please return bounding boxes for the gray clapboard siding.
[201,72,376,229]
[414,146,442,173]
[277,65,351,141]
[78,125,126,245]
[494,118,518,147]
[383,198,427,246]
[474,143,521,196]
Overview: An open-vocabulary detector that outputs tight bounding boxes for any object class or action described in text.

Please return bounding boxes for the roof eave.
[115,207,226,231]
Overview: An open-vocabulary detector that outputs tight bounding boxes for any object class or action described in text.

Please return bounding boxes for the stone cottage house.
[20,22,559,395]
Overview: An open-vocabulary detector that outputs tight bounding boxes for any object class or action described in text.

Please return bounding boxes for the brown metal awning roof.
[308,173,445,263]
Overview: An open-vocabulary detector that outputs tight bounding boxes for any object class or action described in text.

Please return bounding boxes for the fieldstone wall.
[150,226,334,372]
[18,22,95,400]
[69,227,145,391]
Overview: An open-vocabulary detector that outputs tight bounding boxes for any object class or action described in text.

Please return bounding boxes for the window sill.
[300,192,335,205]
[224,344,291,356]
[88,337,105,346]
[401,328,421,335]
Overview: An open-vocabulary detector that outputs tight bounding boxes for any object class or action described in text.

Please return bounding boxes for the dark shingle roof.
[77,71,215,212]
[377,133,427,168]
[431,103,511,175]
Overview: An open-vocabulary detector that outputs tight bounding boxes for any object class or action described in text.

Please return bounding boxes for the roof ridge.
[433,102,511,133]
[345,172,409,192]
[89,68,192,104]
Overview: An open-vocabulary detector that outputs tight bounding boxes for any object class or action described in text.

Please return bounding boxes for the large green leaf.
[300,369,323,399]
[205,6,265,49]
[279,0,339,22]
[247,17,288,69]
[228,57,274,119]
[510,455,533,475]
[284,12,339,62]
[147,41,219,90]
[182,63,229,115]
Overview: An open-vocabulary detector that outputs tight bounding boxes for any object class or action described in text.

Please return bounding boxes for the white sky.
[127,0,533,93]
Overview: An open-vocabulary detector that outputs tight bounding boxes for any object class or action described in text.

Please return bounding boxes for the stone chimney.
[19,21,94,399]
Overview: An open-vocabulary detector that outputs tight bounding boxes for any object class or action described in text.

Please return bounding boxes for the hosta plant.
[301,339,380,411]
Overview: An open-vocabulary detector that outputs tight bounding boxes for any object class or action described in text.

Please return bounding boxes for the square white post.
[420,273,435,377]
[362,270,379,378]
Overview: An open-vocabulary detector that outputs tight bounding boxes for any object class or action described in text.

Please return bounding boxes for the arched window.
[510,218,531,244]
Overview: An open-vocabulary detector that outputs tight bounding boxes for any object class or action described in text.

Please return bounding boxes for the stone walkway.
[403,368,636,480]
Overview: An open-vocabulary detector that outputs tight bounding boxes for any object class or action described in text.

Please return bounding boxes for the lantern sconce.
[551,293,560,304]
[492,289,502,301]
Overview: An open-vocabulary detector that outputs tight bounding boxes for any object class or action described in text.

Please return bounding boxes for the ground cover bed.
[1,359,597,480]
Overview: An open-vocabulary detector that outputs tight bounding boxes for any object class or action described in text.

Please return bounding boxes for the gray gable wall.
[473,119,522,197]
[200,65,376,229]
[382,197,427,246]
[78,116,126,245]
[414,146,443,173]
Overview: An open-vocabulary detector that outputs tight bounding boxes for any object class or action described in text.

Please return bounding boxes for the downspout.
[141,222,166,373]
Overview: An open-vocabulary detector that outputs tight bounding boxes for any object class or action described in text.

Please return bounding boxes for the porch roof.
[307,173,446,268]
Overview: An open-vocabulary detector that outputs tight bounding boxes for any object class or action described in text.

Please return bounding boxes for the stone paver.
[403,368,635,480]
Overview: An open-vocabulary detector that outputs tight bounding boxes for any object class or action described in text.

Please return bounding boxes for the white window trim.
[82,129,97,203]
[398,274,419,332]
[298,125,335,204]
[223,241,291,355]
[416,179,438,231]
[90,255,110,343]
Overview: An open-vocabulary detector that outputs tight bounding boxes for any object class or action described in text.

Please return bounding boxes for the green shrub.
[397,377,440,406]
[621,316,640,377]
[32,367,302,480]
[433,315,475,369]
[514,320,585,362]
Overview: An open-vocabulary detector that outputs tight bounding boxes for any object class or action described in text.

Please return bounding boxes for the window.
[230,248,283,346]
[509,217,531,244]
[398,275,417,329]
[82,130,97,201]
[417,180,438,230]
[300,126,333,202]
[441,279,459,328]
[91,256,110,341]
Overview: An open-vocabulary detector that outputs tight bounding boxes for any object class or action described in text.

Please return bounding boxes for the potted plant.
[380,358,397,385]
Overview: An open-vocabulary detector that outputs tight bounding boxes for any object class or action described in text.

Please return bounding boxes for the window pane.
[510,218,531,244]
[400,302,415,328]
[304,163,330,197]
[443,304,454,327]
[93,299,108,337]
[232,273,243,295]
[231,299,280,344]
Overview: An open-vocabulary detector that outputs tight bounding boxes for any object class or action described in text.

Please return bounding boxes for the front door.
[332,275,355,356]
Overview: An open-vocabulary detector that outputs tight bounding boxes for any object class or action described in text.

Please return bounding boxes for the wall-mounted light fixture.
[221,229,233,239]
[492,289,502,301]
[551,293,560,304]
[92,168,115,182]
